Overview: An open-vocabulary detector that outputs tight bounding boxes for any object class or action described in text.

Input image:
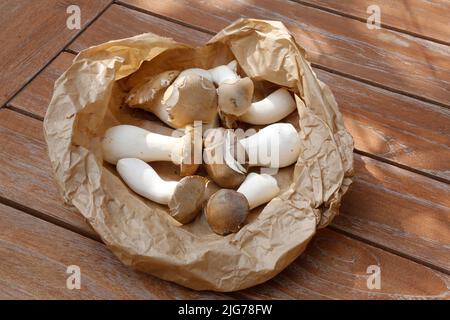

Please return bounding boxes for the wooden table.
[0,0,449,299]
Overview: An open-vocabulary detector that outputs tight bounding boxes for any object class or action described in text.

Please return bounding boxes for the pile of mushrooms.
[102,60,300,235]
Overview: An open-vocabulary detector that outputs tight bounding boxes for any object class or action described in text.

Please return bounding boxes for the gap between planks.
[290,0,450,46]
[0,195,100,242]
[328,225,450,275]
[0,1,114,111]
[353,149,450,186]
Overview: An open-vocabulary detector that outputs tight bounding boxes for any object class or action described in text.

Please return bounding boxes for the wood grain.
[338,154,450,272]
[118,0,450,107]
[0,202,230,299]
[10,51,450,181]
[68,4,211,53]
[239,228,449,299]
[0,107,448,273]
[0,0,111,107]
[0,108,96,239]
[9,53,75,120]
[298,0,450,44]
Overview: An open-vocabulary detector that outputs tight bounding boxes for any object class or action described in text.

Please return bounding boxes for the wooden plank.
[0,0,111,107]
[298,0,450,44]
[0,108,96,239]
[1,107,449,273]
[0,202,230,299]
[337,154,450,272]
[10,51,450,181]
[8,53,75,120]
[117,0,450,107]
[239,228,449,299]
[68,4,210,53]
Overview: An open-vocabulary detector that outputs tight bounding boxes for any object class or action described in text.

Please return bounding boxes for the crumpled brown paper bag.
[44,18,353,292]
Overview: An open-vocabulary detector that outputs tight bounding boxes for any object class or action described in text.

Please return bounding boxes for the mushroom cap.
[162,74,218,128]
[204,162,245,189]
[126,70,180,110]
[168,175,208,224]
[217,77,254,117]
[205,189,249,235]
[203,128,247,188]
[179,124,201,176]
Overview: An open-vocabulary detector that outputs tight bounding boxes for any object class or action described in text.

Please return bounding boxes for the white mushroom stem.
[239,88,296,125]
[237,173,280,209]
[177,68,213,82]
[102,125,183,165]
[117,158,177,205]
[226,60,238,73]
[239,123,301,168]
[208,62,239,85]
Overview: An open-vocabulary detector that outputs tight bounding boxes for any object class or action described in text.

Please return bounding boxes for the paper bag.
[44,18,353,292]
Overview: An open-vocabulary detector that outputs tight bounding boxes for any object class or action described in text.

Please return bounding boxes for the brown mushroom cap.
[205,189,249,235]
[179,124,202,176]
[162,74,218,128]
[168,175,208,224]
[203,128,247,188]
[126,70,180,110]
[217,77,254,128]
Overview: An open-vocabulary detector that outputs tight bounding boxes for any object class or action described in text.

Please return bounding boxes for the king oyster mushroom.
[126,70,179,120]
[203,127,247,188]
[126,71,218,129]
[102,124,201,176]
[117,158,212,224]
[208,61,254,128]
[205,173,280,235]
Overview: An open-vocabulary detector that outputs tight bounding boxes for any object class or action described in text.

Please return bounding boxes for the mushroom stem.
[118,158,209,224]
[177,68,213,82]
[226,60,238,72]
[102,125,182,165]
[208,64,239,85]
[239,123,301,168]
[117,158,177,205]
[239,88,296,125]
[237,173,280,209]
